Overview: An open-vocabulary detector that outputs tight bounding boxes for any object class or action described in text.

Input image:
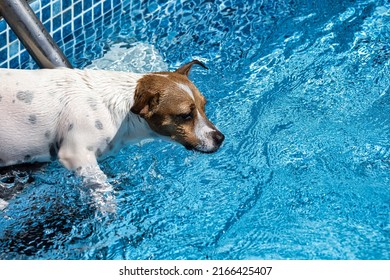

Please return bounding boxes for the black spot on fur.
[87,146,94,151]
[28,115,37,124]
[95,120,103,130]
[24,155,31,161]
[49,143,58,161]
[76,166,82,172]
[16,91,34,104]
[57,137,64,147]
[96,149,102,158]
[88,97,98,111]
[0,95,2,102]
[45,130,51,139]
[68,123,74,131]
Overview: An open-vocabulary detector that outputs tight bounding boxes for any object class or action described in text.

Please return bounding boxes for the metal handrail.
[0,0,72,68]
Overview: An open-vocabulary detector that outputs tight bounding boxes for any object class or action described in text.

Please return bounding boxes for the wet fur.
[0,61,224,191]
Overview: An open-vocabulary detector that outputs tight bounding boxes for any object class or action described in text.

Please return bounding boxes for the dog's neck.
[79,69,158,142]
[80,70,140,122]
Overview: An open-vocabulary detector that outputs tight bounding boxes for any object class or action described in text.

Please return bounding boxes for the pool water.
[1,0,389,259]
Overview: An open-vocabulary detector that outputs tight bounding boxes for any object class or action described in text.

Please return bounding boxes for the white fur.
[0,68,152,169]
[194,110,216,152]
[0,67,222,211]
[176,82,195,100]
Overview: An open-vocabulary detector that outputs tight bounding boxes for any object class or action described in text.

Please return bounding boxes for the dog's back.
[0,69,64,166]
[0,68,136,167]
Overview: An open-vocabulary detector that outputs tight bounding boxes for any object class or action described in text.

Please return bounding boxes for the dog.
[0,60,224,211]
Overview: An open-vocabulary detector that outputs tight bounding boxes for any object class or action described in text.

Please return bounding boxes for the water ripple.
[1,0,389,259]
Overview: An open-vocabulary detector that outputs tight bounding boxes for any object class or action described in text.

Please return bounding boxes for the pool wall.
[0,0,126,68]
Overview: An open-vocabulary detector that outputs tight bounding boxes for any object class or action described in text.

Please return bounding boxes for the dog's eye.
[179,112,193,121]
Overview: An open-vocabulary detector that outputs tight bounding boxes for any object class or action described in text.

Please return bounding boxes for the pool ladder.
[0,0,72,68]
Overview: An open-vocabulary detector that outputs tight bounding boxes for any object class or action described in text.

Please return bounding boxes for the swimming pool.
[0,0,389,259]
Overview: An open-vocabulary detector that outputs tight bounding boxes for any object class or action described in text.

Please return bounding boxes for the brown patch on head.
[131,60,224,153]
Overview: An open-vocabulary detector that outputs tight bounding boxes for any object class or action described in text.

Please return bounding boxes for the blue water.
[1,0,390,259]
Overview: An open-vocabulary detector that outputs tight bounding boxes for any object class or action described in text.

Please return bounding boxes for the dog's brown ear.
[131,81,160,118]
[175,60,208,76]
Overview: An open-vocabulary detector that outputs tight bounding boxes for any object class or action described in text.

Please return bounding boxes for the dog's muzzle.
[189,129,225,153]
[212,130,225,147]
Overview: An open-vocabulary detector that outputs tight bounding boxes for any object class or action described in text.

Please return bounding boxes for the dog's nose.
[212,131,225,146]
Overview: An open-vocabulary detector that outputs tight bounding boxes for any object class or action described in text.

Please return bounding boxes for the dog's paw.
[82,182,117,215]
[77,166,117,215]
[91,188,117,215]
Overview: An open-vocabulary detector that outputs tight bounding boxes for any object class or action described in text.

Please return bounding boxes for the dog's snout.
[212,130,225,146]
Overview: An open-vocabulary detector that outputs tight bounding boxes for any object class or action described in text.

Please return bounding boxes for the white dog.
[0,60,224,211]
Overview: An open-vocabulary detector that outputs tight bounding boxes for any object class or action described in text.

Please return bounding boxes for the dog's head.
[131,60,224,153]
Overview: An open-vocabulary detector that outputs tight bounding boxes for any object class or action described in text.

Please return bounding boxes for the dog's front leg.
[77,164,116,214]
[58,148,116,213]
[76,164,109,189]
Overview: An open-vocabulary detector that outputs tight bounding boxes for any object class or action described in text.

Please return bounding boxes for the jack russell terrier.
[0,60,224,211]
